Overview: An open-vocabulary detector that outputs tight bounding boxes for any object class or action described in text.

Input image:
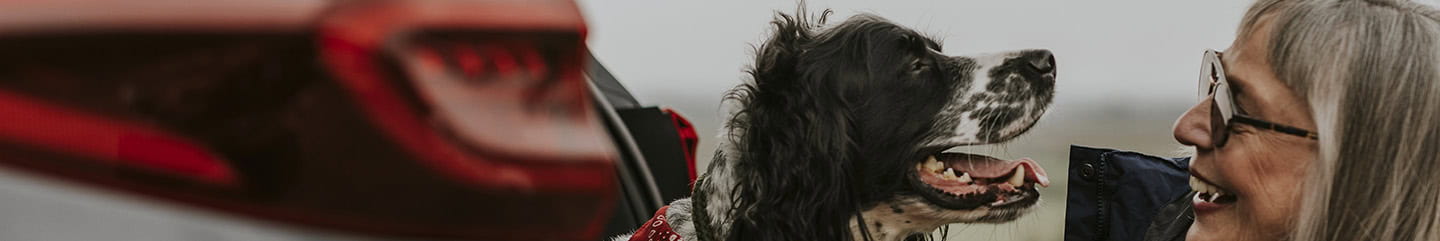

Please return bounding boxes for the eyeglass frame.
[1199,49,1319,147]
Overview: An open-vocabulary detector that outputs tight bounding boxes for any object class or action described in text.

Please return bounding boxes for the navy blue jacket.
[1065,145,1193,241]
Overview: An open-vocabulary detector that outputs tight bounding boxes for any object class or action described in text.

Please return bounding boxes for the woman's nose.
[1174,99,1215,150]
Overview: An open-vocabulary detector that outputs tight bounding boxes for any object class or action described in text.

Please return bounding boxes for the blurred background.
[577,1,1251,240]
[15,0,1409,240]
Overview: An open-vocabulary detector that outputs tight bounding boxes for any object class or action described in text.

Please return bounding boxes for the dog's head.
[721,10,1055,241]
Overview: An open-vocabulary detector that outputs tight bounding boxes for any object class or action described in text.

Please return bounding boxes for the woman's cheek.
[1237,137,1313,237]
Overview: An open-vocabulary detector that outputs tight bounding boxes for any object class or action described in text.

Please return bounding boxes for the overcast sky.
[576,0,1267,166]
[576,0,1257,103]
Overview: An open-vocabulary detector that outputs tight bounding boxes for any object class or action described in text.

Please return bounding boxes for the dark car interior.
[588,54,699,239]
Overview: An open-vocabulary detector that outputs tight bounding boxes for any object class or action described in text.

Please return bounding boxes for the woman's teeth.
[1189,176,1224,194]
[1190,176,1235,203]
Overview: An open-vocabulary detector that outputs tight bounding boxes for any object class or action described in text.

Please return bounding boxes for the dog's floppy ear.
[725,8,873,241]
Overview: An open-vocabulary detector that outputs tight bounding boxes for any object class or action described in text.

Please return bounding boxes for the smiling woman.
[1167,0,1440,241]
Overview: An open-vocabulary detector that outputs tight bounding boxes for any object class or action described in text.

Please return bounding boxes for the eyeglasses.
[1199,49,1319,147]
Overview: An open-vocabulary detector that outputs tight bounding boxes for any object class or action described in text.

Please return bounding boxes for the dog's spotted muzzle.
[904,50,1056,214]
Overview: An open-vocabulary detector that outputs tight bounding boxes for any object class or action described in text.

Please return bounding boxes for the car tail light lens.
[400,34,610,161]
[317,1,618,239]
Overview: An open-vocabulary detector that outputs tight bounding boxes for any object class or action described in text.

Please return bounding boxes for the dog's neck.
[851,198,968,241]
[685,100,745,240]
[689,130,941,241]
[689,136,741,241]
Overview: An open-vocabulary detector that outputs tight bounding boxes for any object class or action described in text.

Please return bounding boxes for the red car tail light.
[321,0,614,191]
[402,35,609,163]
[0,0,618,240]
[318,1,618,239]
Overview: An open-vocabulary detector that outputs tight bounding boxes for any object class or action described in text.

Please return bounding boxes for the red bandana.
[629,206,682,241]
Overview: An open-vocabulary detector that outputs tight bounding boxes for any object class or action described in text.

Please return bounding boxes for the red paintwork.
[663,108,700,185]
[0,0,619,240]
[0,90,236,186]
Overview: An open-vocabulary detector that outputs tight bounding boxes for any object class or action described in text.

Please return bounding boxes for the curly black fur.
[719,6,967,241]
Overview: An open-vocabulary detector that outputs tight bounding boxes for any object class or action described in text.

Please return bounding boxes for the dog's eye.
[911,58,929,73]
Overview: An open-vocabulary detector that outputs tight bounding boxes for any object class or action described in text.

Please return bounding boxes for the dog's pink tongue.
[937,153,1050,187]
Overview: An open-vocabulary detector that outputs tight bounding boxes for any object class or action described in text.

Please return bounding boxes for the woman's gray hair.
[1237,0,1440,240]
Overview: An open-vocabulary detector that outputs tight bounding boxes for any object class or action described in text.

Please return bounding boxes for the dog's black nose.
[1026,50,1055,74]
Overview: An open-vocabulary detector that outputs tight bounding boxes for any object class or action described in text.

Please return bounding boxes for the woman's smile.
[1189,172,1237,215]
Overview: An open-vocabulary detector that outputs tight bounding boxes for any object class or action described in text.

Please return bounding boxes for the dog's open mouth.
[911,152,1050,210]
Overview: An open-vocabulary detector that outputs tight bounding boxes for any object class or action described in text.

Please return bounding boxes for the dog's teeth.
[924,156,944,172]
[1007,165,1026,187]
[942,168,958,180]
[958,172,972,184]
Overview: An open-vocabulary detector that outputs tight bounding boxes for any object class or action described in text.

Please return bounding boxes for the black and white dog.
[621,8,1056,241]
